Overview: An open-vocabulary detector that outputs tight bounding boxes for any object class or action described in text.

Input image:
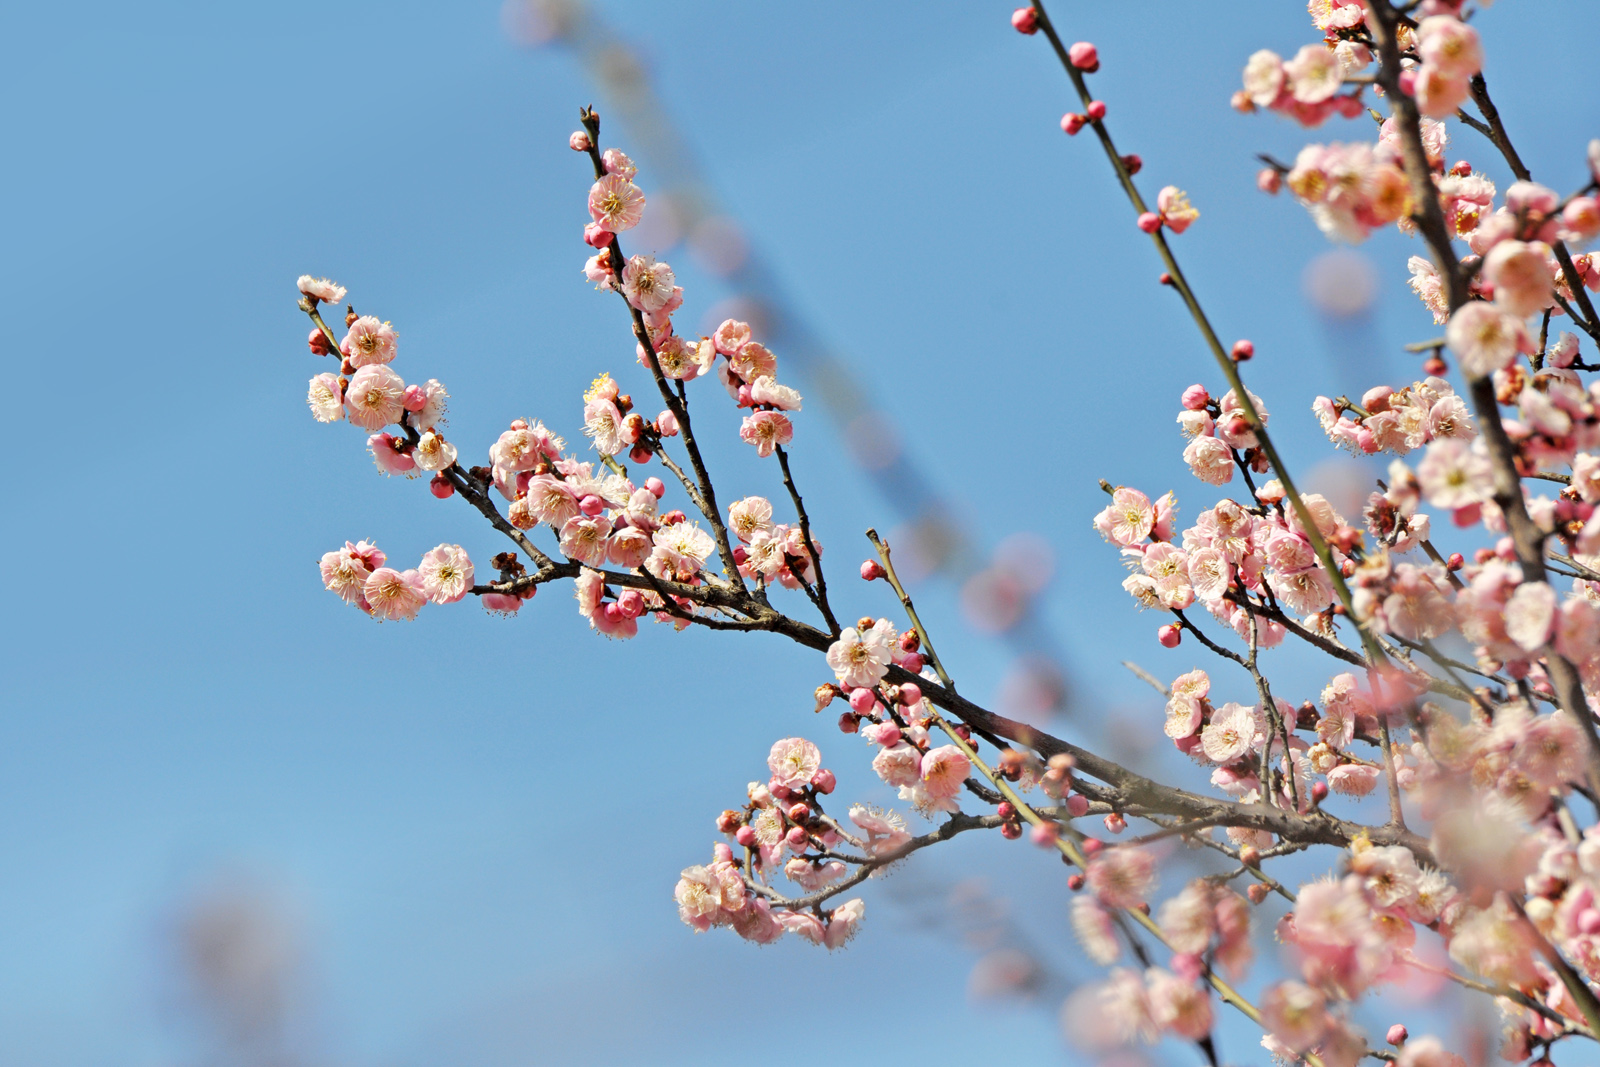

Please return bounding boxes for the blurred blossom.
[1303,248,1378,318]
[689,216,749,276]
[995,657,1068,723]
[499,0,574,46]
[968,947,1044,1000]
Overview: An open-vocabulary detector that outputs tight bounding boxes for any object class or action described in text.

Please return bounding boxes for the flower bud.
[429,474,455,499]
[787,802,811,823]
[1121,153,1142,175]
[716,810,742,834]
[661,509,686,525]
[1067,872,1086,891]
[617,589,645,618]
[1066,794,1090,817]
[1104,812,1126,834]
[1386,1025,1408,1047]
[569,130,591,152]
[308,328,331,356]
[899,683,922,706]
[628,445,653,464]
[996,801,1016,820]
[1068,41,1099,71]
[1247,883,1270,904]
[1031,822,1060,847]
[656,409,679,437]
[899,653,925,672]
[899,630,921,652]
[811,769,836,794]
[1085,100,1106,121]
[837,711,859,734]
[1137,212,1162,233]
[1060,112,1086,136]
[1422,355,1448,377]
[1157,624,1181,648]
[1010,6,1038,34]
[785,826,810,850]
[1311,780,1329,803]
[1257,168,1282,194]
[860,559,886,581]
[1000,821,1023,840]
[583,222,611,248]
[735,825,758,847]
[1080,838,1103,856]
[1180,384,1210,410]
[1239,845,1261,867]
[578,494,605,517]
[848,687,877,714]
[1231,339,1255,361]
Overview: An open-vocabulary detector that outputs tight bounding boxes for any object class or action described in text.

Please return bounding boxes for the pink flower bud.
[867,723,902,748]
[1180,384,1210,410]
[1247,883,1269,904]
[1311,780,1329,803]
[1257,168,1281,194]
[1157,624,1181,648]
[899,683,922,706]
[1030,822,1060,847]
[848,687,877,714]
[579,494,605,517]
[1010,6,1038,34]
[628,445,653,464]
[899,653,925,673]
[716,810,741,834]
[1137,211,1163,233]
[569,130,591,152]
[860,560,886,581]
[769,782,796,803]
[1386,1025,1408,1047]
[1080,838,1103,856]
[1579,908,1600,935]
[1334,94,1365,119]
[1231,339,1254,361]
[1121,153,1142,175]
[636,477,661,499]
[308,327,331,355]
[787,802,811,823]
[1397,68,1416,96]
[1447,552,1464,571]
[1068,41,1099,71]
[429,474,455,499]
[1103,812,1126,834]
[656,409,679,437]
[1067,872,1086,891]
[1061,112,1086,136]
[837,711,859,734]
[1000,821,1023,840]
[1239,845,1261,867]
[1085,99,1106,121]
[617,589,644,618]
[811,769,836,794]
[785,826,810,850]
[997,802,1016,819]
[401,384,428,412]
[732,545,748,565]
[735,825,758,847]
[735,384,753,407]
[583,222,611,248]
[1066,794,1090,817]
[1171,953,1204,982]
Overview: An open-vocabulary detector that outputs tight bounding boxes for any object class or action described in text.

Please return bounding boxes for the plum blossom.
[319,541,384,606]
[1416,438,1491,509]
[1183,435,1234,485]
[620,255,675,313]
[767,737,821,791]
[307,373,343,423]
[738,410,793,457]
[911,745,970,813]
[849,804,911,857]
[363,567,427,621]
[1093,487,1156,546]
[297,275,346,305]
[826,620,897,688]
[343,365,405,430]
[342,316,397,367]
[588,173,645,233]
[1446,302,1533,378]
[418,544,473,604]
[1201,702,1258,763]
[1087,846,1156,909]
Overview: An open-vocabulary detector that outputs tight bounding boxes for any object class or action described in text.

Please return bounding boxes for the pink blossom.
[1146,968,1212,1041]
[587,173,645,233]
[712,318,751,356]
[418,544,473,604]
[367,433,416,477]
[319,540,384,605]
[307,373,343,423]
[749,376,802,411]
[827,620,896,687]
[646,521,715,582]
[738,410,793,457]
[1260,981,1330,1053]
[1268,564,1335,616]
[1093,487,1156,546]
[727,496,774,543]
[1504,580,1556,652]
[916,745,971,812]
[1327,764,1380,796]
[1417,16,1482,78]
[1407,256,1449,324]
[872,742,922,788]
[1416,438,1491,509]
[1183,435,1234,485]
[1395,1036,1467,1067]
[297,275,346,305]
[1086,846,1156,909]
[582,397,628,456]
[728,341,777,383]
[1242,50,1285,107]
[1158,881,1217,954]
[343,364,406,430]
[559,515,613,568]
[1164,670,1209,739]
[1483,240,1555,318]
[342,316,397,368]
[601,147,636,179]
[1071,895,1120,963]
[849,804,911,857]
[1446,302,1533,378]
[1201,702,1258,763]
[1156,186,1199,233]
[784,858,846,892]
[1413,65,1470,119]
[363,566,427,621]
[822,898,865,949]
[767,737,822,791]
[1187,546,1231,601]
[411,431,456,473]
[480,592,522,615]
[673,865,725,932]
[620,255,675,313]
[730,896,785,944]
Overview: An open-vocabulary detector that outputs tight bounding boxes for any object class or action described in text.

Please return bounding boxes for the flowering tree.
[292,1,1600,1063]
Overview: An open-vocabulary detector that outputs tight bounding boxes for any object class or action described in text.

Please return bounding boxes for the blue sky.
[3,2,1599,1064]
